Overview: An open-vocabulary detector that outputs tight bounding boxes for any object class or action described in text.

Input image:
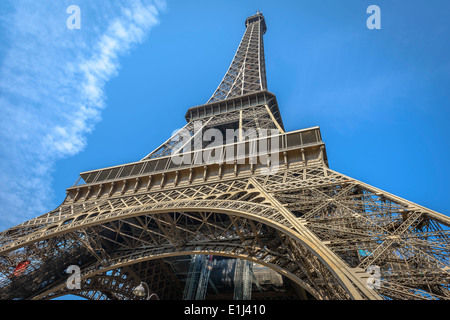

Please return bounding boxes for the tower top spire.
[206,13,268,103]
[245,11,266,34]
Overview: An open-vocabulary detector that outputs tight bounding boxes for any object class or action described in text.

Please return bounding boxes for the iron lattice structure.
[1,12,450,301]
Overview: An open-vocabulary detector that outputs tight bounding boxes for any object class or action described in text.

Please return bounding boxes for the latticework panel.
[1,161,449,300]
[254,165,450,300]
[142,103,283,162]
[1,10,448,301]
[207,13,267,103]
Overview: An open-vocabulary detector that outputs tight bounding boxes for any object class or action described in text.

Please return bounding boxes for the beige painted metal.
[1,12,449,301]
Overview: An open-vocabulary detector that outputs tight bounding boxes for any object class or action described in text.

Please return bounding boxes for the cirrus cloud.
[0,0,166,229]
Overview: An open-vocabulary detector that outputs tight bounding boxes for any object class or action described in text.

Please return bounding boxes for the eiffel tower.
[1,12,449,301]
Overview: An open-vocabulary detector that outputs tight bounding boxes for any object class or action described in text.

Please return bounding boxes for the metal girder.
[207,12,267,103]
[1,12,449,301]
[1,157,449,300]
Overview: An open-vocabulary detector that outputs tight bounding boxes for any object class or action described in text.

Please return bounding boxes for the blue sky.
[0,0,449,230]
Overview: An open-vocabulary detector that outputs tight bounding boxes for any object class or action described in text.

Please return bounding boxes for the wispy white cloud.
[0,0,166,229]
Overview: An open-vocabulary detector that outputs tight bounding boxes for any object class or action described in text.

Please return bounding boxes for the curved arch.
[38,249,323,300]
[3,199,376,300]
[47,274,137,300]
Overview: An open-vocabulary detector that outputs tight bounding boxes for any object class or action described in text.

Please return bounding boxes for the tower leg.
[233,259,253,300]
[183,255,213,300]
